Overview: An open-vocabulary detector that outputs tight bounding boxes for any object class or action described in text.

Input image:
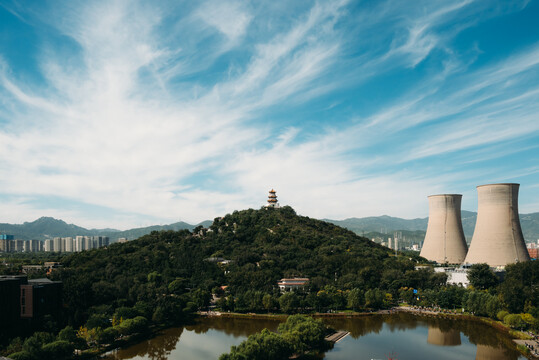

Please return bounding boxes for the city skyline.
[1,0,538,229]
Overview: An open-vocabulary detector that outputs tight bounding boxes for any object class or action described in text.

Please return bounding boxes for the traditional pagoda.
[266,189,280,208]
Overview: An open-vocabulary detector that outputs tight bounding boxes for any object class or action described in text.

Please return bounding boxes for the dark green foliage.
[114,306,139,320]
[463,291,501,318]
[347,288,365,311]
[4,337,23,356]
[219,329,292,360]
[55,228,225,327]
[279,292,300,314]
[51,207,440,324]
[435,286,466,309]
[497,310,509,321]
[467,264,499,290]
[220,315,329,360]
[8,351,34,360]
[365,289,386,309]
[57,326,77,343]
[114,316,149,336]
[41,340,74,360]
[85,314,110,330]
[504,314,526,329]
[278,315,328,354]
[499,261,539,313]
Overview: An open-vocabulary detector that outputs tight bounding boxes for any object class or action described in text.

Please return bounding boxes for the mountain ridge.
[0,216,212,241]
[325,210,539,242]
[1,211,538,242]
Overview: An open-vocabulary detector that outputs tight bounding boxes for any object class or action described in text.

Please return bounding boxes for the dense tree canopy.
[467,263,499,290]
[3,206,539,359]
[219,315,330,360]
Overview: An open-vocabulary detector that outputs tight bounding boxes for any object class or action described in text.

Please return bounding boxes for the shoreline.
[200,306,537,358]
[99,308,535,359]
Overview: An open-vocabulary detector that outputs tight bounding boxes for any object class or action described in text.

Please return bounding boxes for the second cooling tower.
[420,194,468,264]
[464,183,530,267]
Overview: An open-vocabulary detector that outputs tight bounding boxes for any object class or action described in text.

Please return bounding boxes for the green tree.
[504,314,526,329]
[365,289,385,309]
[219,328,292,360]
[41,340,74,360]
[497,310,509,321]
[7,352,33,360]
[57,325,77,343]
[279,292,299,314]
[278,315,328,354]
[219,315,329,360]
[262,294,276,313]
[168,278,188,295]
[467,264,499,290]
[192,288,211,310]
[347,288,364,311]
[85,314,110,330]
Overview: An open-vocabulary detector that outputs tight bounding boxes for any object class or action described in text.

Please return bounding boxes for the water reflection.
[475,344,518,360]
[103,317,282,360]
[319,315,384,338]
[185,316,281,337]
[427,326,461,346]
[105,328,183,360]
[103,314,524,360]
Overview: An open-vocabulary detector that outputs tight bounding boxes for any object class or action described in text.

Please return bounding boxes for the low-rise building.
[527,242,538,260]
[0,275,62,331]
[277,278,309,292]
[0,276,25,338]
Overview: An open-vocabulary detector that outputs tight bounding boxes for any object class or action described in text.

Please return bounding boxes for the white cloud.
[196,0,252,42]
[0,0,537,229]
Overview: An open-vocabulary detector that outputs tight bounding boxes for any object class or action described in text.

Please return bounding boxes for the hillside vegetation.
[2,206,537,359]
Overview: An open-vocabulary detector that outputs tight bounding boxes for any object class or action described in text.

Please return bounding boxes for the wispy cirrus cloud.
[0,0,538,229]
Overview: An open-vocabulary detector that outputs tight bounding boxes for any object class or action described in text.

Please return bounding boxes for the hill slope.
[3,210,538,243]
[55,206,425,323]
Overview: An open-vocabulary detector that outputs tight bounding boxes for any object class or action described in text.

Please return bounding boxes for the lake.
[103,313,525,360]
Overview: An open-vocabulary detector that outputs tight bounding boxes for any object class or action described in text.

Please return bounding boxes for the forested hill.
[203,206,408,293]
[54,206,421,325]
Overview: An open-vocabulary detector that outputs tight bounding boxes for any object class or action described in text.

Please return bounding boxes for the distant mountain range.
[325,211,539,243]
[0,217,212,241]
[1,211,538,243]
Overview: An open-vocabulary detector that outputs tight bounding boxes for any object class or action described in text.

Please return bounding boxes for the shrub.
[8,351,33,360]
[504,314,526,329]
[497,310,509,321]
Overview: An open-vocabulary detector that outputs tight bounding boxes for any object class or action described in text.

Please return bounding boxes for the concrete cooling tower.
[464,183,530,267]
[420,194,468,264]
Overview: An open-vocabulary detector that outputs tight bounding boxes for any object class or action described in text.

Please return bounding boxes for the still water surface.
[103,313,525,360]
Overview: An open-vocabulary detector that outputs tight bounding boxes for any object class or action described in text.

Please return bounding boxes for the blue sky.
[0,0,538,229]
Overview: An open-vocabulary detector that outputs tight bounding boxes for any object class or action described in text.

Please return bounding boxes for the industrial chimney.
[464,183,530,267]
[420,194,468,264]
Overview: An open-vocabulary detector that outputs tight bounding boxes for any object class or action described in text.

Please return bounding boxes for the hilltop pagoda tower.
[266,189,280,208]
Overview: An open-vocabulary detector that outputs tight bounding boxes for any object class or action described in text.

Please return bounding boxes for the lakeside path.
[514,339,539,358]
[199,307,467,319]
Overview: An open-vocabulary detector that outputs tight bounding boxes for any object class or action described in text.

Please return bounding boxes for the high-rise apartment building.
[64,237,73,252]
